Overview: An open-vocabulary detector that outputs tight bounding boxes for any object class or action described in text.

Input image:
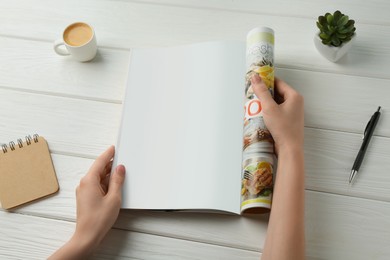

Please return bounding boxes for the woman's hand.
[74,145,125,250]
[252,74,306,260]
[49,146,126,259]
[251,74,304,154]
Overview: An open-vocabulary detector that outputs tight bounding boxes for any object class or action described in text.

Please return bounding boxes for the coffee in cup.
[64,23,94,46]
[54,22,97,62]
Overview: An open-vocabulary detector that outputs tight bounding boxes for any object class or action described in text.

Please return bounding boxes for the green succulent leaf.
[339,24,355,34]
[331,37,341,47]
[338,28,348,34]
[336,33,348,39]
[318,16,326,25]
[326,14,334,24]
[346,22,356,31]
[337,15,349,26]
[319,33,330,40]
[333,10,342,22]
[321,25,330,34]
[344,36,352,42]
[345,20,355,27]
[327,25,333,32]
[316,21,323,30]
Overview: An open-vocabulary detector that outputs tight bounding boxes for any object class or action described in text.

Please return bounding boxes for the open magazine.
[114,27,276,214]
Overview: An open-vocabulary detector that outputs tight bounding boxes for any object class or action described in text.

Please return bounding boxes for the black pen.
[350,106,382,184]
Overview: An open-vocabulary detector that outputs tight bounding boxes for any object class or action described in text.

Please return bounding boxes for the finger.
[251,74,277,111]
[274,77,296,99]
[101,173,110,194]
[100,160,113,193]
[88,145,115,180]
[108,165,126,198]
[105,160,114,175]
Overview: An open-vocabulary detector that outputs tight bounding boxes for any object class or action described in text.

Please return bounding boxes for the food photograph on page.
[243,116,273,151]
[241,154,274,212]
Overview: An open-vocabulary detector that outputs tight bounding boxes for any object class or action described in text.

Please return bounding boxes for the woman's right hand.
[250,74,304,155]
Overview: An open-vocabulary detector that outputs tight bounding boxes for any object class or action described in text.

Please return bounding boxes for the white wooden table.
[1,1,390,259]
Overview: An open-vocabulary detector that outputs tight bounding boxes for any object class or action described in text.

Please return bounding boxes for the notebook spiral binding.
[1,134,39,153]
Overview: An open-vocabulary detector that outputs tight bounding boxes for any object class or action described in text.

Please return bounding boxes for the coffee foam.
[64,23,93,46]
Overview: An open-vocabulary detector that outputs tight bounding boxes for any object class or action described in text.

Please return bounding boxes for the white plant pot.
[314,33,356,62]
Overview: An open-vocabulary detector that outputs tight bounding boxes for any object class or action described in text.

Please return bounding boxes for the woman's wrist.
[49,232,97,260]
[67,230,99,258]
[277,142,304,158]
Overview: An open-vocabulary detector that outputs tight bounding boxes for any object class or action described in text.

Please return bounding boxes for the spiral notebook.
[0,135,59,210]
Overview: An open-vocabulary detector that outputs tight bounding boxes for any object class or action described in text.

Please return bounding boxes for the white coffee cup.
[54,22,97,62]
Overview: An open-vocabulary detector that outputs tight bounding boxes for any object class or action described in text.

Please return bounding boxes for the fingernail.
[252,76,267,92]
[116,165,126,176]
[251,73,261,84]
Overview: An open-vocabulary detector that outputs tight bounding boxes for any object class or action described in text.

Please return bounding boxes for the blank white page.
[116,41,245,214]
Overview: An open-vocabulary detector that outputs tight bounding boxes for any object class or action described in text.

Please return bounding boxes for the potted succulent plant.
[314,10,356,62]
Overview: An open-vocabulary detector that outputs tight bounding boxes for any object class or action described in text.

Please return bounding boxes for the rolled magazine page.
[241,27,275,214]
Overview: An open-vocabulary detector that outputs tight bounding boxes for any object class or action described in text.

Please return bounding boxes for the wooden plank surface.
[304,128,390,201]
[0,88,121,157]
[0,211,260,260]
[0,36,128,102]
[305,191,390,260]
[3,188,390,259]
[0,0,389,79]
[132,0,390,25]
[277,68,390,137]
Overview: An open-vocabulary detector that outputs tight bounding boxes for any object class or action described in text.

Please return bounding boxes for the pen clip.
[362,117,373,139]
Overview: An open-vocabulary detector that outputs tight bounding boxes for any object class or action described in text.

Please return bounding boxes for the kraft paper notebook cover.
[0,135,59,210]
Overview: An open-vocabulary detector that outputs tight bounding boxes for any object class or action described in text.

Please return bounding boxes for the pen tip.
[349,169,357,184]
[377,106,381,112]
